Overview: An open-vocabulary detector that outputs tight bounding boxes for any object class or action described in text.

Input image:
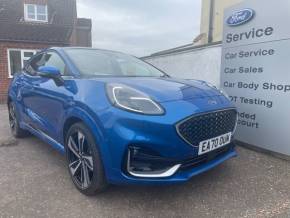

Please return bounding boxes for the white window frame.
[7,49,38,78]
[24,4,48,22]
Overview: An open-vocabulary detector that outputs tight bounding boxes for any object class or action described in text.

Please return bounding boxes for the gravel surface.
[0,105,290,218]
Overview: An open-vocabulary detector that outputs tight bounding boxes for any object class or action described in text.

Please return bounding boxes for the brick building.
[0,0,92,103]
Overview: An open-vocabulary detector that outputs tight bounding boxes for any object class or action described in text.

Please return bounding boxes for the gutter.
[208,0,215,44]
[0,39,70,46]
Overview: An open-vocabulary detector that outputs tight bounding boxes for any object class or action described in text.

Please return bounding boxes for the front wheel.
[8,101,28,138]
[65,122,108,195]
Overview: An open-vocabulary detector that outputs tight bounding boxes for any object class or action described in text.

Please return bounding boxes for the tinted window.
[44,52,66,75]
[65,48,166,77]
[25,53,45,76]
[26,52,68,76]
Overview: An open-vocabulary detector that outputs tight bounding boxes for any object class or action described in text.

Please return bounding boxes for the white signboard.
[221,0,290,156]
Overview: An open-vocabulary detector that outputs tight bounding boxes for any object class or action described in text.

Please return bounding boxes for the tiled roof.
[0,22,73,44]
[0,0,76,44]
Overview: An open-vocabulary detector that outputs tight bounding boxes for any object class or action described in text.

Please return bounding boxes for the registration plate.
[198,132,232,155]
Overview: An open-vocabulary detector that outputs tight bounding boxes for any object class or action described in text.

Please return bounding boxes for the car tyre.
[65,122,108,195]
[8,101,28,138]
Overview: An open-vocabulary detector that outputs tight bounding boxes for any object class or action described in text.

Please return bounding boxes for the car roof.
[47,47,126,55]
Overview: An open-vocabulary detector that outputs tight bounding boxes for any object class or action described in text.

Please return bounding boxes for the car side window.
[44,52,67,76]
[25,53,45,76]
[25,51,69,76]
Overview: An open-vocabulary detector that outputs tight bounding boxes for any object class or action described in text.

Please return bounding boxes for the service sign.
[221,0,290,156]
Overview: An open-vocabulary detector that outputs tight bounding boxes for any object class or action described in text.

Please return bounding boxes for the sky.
[77,0,201,57]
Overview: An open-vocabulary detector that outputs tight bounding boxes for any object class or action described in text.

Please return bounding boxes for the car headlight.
[106,83,165,115]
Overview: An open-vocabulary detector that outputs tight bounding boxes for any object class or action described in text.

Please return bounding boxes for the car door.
[21,51,76,142]
[19,52,46,126]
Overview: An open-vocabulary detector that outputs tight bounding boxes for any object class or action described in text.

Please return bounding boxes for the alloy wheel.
[9,103,17,132]
[67,131,94,189]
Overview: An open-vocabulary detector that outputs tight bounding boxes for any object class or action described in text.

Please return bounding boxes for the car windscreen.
[65,48,166,77]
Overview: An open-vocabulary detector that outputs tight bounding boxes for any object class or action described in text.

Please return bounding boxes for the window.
[25,52,67,76]
[24,4,48,22]
[44,52,66,75]
[8,49,37,77]
[25,53,45,76]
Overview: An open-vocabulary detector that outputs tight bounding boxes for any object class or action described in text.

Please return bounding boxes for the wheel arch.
[7,94,21,120]
[7,94,15,108]
[62,107,111,180]
[7,95,12,104]
[63,116,83,145]
[7,96,12,110]
[62,108,104,146]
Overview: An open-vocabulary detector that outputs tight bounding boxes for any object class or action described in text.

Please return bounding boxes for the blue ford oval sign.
[227,9,255,26]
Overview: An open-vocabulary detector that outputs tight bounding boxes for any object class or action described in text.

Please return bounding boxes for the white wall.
[143,44,222,87]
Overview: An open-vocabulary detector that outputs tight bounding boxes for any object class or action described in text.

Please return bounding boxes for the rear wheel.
[8,102,28,138]
[65,122,107,195]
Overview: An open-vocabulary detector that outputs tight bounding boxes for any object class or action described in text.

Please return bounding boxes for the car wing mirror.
[38,66,64,86]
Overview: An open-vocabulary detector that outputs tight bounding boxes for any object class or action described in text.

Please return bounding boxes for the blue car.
[8,47,237,195]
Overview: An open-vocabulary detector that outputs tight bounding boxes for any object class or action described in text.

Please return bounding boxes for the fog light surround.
[126,147,181,178]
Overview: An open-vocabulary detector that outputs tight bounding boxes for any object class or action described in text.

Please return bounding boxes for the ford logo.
[227,9,255,26]
[208,100,217,105]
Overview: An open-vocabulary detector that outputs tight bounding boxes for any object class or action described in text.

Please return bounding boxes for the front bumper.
[113,144,237,185]
[97,95,237,185]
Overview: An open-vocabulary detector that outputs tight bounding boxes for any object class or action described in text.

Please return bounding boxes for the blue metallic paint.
[8,47,237,185]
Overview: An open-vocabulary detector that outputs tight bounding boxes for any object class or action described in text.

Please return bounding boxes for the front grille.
[176,109,237,146]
